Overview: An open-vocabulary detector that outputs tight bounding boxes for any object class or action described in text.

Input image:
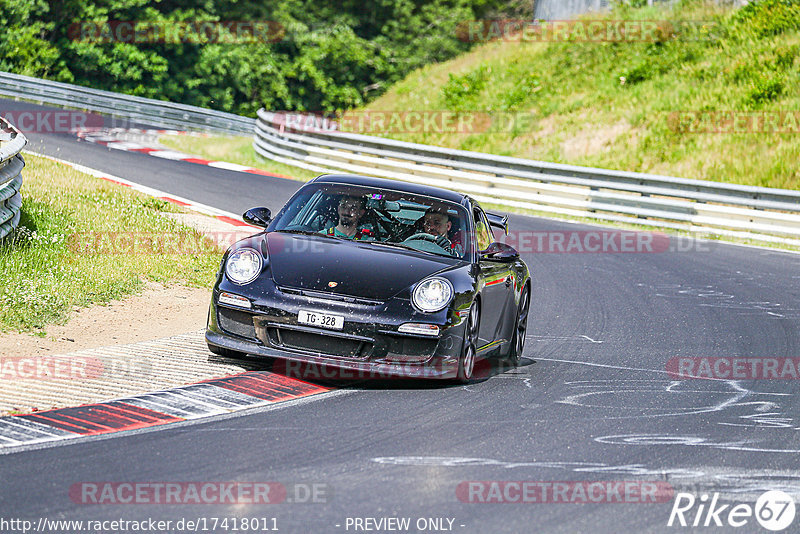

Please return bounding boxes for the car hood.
[266,233,458,301]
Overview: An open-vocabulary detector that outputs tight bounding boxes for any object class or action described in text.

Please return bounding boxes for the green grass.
[0,154,222,332]
[157,134,318,182]
[354,0,800,190]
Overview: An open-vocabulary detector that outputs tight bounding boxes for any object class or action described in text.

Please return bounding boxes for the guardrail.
[0,71,254,135]
[1,71,796,245]
[254,110,800,245]
[0,117,26,239]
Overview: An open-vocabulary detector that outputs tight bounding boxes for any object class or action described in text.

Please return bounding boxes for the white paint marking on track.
[0,418,75,446]
[148,150,194,160]
[120,384,272,419]
[106,141,146,151]
[208,161,252,172]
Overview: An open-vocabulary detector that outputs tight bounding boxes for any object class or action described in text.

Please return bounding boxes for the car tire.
[456,301,480,383]
[505,285,530,367]
[207,343,248,360]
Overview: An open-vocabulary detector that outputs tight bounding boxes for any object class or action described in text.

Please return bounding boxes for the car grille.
[266,327,372,359]
[217,307,257,340]
[277,286,383,306]
[382,335,439,363]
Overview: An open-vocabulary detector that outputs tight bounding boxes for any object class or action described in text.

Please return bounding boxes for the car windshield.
[271,183,471,260]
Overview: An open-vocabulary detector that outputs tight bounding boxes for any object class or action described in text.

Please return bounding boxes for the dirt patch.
[561,120,631,159]
[0,282,211,358]
[532,115,559,141]
[0,213,250,360]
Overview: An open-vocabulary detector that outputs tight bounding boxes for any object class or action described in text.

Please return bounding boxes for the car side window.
[474,208,492,252]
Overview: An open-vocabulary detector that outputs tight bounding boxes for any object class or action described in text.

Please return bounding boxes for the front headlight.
[412,277,453,313]
[225,248,262,285]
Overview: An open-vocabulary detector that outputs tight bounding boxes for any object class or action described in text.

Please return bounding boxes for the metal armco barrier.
[1,71,796,245]
[254,110,800,245]
[0,117,26,239]
[0,71,254,135]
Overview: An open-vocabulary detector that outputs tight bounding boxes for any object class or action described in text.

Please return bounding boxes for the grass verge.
[0,154,221,332]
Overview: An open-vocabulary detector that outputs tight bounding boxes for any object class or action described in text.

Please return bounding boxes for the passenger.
[322,195,372,240]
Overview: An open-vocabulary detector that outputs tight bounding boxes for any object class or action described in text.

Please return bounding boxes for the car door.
[474,206,514,348]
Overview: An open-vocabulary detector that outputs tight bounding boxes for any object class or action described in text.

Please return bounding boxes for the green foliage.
[442,65,489,110]
[0,0,518,114]
[731,0,800,38]
[0,0,60,75]
[746,73,784,105]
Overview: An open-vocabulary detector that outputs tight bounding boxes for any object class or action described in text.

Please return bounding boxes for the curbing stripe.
[0,371,333,449]
[203,372,330,402]
[173,383,266,408]
[77,128,291,179]
[121,385,266,419]
[19,402,183,435]
[73,128,212,138]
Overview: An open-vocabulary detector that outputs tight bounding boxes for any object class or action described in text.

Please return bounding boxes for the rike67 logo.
[668,490,796,531]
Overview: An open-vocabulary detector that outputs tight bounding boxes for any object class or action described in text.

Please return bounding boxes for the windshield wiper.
[280,229,345,240]
[365,241,446,256]
[365,241,415,251]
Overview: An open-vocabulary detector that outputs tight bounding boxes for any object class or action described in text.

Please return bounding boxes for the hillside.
[355,0,800,189]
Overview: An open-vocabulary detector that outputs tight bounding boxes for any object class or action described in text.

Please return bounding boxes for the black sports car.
[205,174,531,381]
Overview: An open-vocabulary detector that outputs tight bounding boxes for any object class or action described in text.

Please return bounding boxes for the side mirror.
[243,207,272,228]
[480,242,519,262]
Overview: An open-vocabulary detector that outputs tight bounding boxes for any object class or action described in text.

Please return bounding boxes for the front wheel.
[505,285,530,367]
[456,301,480,383]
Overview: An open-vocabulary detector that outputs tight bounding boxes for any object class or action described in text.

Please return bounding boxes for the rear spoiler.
[486,212,509,236]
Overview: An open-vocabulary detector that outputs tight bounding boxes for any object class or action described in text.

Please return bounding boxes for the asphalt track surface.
[2,99,800,533]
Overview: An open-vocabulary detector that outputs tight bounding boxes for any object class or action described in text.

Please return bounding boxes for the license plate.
[298,310,344,330]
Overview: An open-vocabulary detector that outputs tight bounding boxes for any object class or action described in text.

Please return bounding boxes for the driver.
[422,207,462,257]
[322,195,373,240]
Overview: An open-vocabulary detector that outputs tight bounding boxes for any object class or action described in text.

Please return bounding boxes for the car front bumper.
[205,288,467,380]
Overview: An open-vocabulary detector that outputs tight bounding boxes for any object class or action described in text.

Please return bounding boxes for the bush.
[441,66,489,110]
